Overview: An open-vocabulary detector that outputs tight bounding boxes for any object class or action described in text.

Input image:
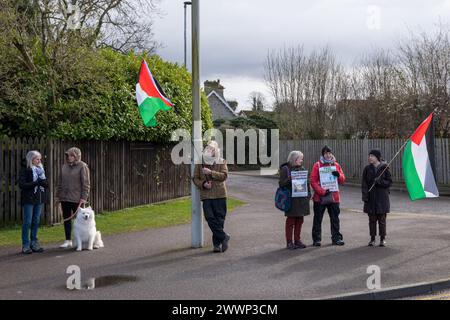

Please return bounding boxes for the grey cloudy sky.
[152,0,450,110]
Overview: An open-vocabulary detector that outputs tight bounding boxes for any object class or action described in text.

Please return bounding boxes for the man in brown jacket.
[56,147,90,248]
[193,141,230,253]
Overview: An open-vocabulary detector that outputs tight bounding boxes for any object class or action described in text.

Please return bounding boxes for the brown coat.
[56,160,90,203]
[193,160,228,200]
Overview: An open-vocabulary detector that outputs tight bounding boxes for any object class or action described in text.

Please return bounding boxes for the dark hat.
[321,145,332,156]
[369,149,382,161]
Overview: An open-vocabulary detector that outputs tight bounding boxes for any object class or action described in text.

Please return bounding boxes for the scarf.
[203,151,219,165]
[320,155,335,165]
[32,165,46,193]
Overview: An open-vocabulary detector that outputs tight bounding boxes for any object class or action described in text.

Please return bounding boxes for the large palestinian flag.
[402,113,439,200]
[135,60,172,127]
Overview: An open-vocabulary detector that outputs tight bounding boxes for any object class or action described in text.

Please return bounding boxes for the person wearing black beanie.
[369,149,382,162]
[362,149,392,247]
[310,145,346,246]
[321,145,332,156]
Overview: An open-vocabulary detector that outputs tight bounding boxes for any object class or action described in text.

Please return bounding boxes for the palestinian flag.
[135,60,172,127]
[402,113,439,200]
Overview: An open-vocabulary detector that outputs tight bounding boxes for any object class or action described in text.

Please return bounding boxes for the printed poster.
[319,166,339,192]
[291,171,308,197]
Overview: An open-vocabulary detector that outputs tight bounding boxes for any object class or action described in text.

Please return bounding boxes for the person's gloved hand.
[374,176,382,184]
[332,171,340,178]
[324,189,331,196]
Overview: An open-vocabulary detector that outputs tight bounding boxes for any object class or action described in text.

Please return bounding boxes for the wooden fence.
[279,139,450,185]
[0,138,191,226]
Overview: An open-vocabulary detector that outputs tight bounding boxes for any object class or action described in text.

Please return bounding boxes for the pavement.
[1,171,450,300]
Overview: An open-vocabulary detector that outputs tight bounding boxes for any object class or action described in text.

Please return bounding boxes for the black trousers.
[369,213,387,238]
[202,198,227,247]
[312,202,343,243]
[61,201,78,240]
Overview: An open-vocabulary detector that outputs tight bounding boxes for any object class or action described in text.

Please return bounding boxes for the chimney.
[204,79,225,98]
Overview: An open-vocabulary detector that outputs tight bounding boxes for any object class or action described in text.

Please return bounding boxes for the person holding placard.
[310,146,346,247]
[279,151,311,250]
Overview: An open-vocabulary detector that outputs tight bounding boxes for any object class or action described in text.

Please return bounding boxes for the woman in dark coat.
[279,151,311,250]
[19,151,49,254]
[362,149,392,247]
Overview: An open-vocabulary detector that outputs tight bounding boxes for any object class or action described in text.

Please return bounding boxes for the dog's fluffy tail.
[94,231,104,248]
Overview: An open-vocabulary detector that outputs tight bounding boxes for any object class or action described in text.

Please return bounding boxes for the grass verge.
[0,197,246,248]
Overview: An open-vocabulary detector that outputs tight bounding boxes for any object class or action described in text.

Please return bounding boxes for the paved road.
[1,172,450,300]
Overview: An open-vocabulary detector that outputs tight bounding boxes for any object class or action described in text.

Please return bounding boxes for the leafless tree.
[248,91,266,112]
[265,46,346,138]
[265,24,450,139]
[1,0,160,73]
[397,24,450,136]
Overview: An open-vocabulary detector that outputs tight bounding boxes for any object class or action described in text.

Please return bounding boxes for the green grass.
[0,197,246,248]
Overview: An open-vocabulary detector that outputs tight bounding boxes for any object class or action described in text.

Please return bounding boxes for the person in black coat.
[279,151,311,250]
[362,149,392,247]
[19,151,48,254]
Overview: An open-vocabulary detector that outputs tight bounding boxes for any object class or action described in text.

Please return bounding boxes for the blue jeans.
[22,204,43,247]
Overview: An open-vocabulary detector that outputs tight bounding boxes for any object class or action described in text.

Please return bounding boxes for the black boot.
[294,241,307,249]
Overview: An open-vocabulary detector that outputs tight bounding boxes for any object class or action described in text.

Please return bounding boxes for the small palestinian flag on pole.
[135,60,172,127]
[402,113,439,200]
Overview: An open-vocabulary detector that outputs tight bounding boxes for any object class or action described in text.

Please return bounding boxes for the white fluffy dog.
[73,206,104,251]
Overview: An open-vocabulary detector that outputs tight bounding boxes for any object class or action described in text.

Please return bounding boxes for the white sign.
[319,166,339,192]
[291,171,308,198]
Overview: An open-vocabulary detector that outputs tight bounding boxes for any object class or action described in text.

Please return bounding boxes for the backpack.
[275,166,291,212]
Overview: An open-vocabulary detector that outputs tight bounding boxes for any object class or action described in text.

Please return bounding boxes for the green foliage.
[246,114,278,129]
[0,47,213,141]
[213,118,227,127]
[228,113,278,130]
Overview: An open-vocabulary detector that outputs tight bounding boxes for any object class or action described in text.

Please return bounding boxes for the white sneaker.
[59,240,72,248]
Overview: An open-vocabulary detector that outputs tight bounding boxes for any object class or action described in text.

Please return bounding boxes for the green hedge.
[0,49,212,142]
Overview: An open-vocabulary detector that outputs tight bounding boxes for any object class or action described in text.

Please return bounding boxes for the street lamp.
[184,1,192,68]
[190,0,203,248]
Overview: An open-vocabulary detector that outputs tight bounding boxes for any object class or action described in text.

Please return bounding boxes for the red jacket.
[310,159,346,203]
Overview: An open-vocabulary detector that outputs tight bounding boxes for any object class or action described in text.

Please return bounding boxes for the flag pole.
[191,0,203,248]
[368,139,408,192]
[428,109,437,183]
[368,111,437,192]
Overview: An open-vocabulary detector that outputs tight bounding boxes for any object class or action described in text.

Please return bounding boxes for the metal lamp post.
[190,0,203,248]
[183,1,192,68]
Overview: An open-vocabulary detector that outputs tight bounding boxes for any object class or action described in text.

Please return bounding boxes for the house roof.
[206,90,238,117]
